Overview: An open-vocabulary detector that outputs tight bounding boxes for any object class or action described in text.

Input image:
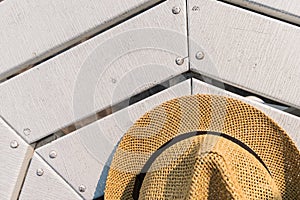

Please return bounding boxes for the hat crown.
[105,95,300,199]
[138,135,281,199]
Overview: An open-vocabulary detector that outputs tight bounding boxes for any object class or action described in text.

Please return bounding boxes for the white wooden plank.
[0,0,188,144]
[223,0,300,25]
[19,153,83,200]
[192,78,300,149]
[36,79,191,199]
[0,0,163,80]
[189,0,300,109]
[0,117,33,200]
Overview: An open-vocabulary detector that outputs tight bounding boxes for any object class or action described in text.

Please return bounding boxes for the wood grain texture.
[0,0,188,144]
[19,153,83,200]
[192,78,300,149]
[0,0,164,80]
[223,0,300,25]
[0,117,33,200]
[188,0,300,109]
[36,79,191,199]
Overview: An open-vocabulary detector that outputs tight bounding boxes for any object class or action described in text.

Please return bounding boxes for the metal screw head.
[36,168,44,176]
[78,185,86,192]
[175,57,184,65]
[23,128,31,136]
[172,6,181,14]
[111,78,117,84]
[10,140,19,149]
[49,150,57,159]
[195,51,205,60]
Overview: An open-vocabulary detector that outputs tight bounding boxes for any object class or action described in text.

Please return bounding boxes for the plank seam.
[33,71,300,150]
[34,73,192,148]
[217,0,300,27]
[185,0,191,72]
[0,116,34,200]
[1,0,167,84]
[0,116,29,147]
[35,153,85,199]
[16,155,34,200]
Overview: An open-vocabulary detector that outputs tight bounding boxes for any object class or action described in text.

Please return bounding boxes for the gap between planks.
[217,0,300,27]
[2,0,300,84]
[0,0,167,84]
[33,71,300,150]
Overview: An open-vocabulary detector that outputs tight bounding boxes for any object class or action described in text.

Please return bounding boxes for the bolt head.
[172,6,181,14]
[195,51,205,60]
[49,150,57,159]
[78,185,86,192]
[111,78,117,84]
[10,140,19,149]
[36,168,44,176]
[23,128,31,136]
[175,57,184,65]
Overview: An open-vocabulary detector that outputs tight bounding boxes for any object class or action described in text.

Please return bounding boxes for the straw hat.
[105,95,300,199]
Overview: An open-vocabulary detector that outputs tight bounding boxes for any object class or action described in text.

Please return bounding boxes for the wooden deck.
[1,0,299,199]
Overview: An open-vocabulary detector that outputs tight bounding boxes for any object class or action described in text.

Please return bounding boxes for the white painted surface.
[192,78,300,149]
[0,117,33,200]
[0,0,188,143]
[223,0,300,25]
[0,0,163,80]
[19,153,83,200]
[36,79,191,199]
[189,0,300,109]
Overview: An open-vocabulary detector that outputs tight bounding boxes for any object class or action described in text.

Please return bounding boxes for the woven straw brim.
[105,94,300,199]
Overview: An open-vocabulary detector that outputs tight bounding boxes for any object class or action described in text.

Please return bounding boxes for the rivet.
[49,150,57,159]
[111,78,117,84]
[23,128,31,136]
[192,6,200,11]
[172,6,181,14]
[36,168,44,176]
[78,185,86,192]
[10,140,19,148]
[175,57,184,65]
[195,51,205,60]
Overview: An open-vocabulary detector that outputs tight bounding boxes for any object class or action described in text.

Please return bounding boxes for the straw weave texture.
[105,95,300,199]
